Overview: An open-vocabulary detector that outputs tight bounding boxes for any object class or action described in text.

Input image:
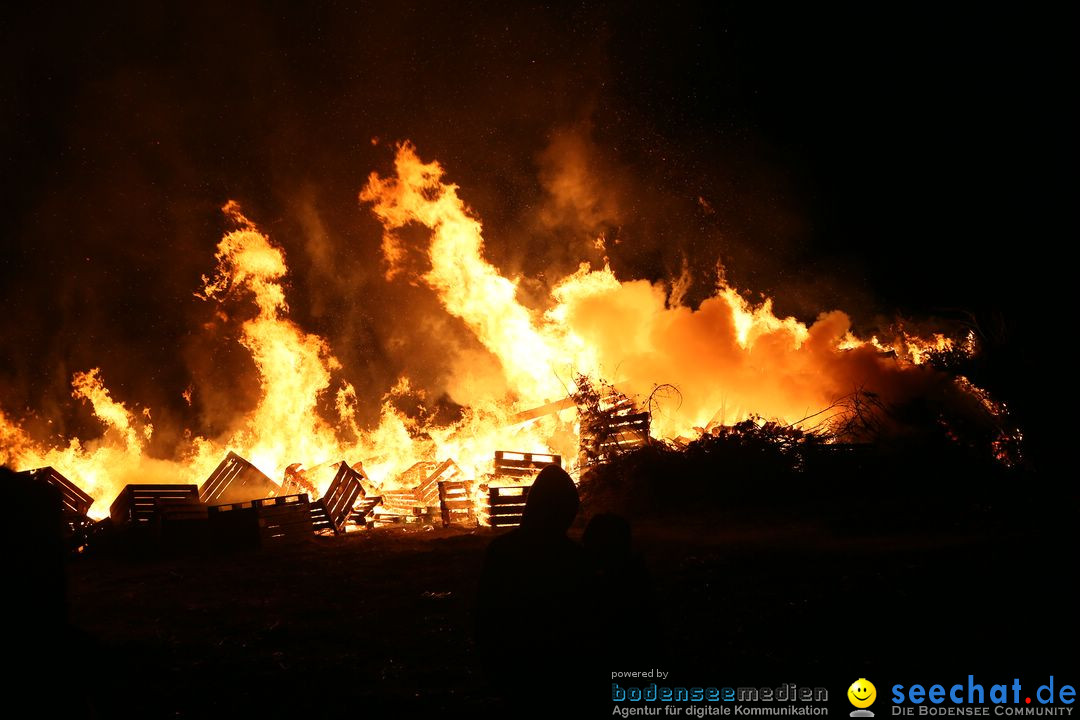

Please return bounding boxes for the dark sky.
[0,2,1070,450]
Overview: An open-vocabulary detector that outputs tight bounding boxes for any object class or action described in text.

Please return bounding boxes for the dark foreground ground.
[58,499,1076,718]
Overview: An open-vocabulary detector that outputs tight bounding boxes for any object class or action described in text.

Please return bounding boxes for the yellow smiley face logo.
[848,679,877,708]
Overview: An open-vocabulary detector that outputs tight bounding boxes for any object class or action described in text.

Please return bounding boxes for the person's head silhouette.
[521,465,578,534]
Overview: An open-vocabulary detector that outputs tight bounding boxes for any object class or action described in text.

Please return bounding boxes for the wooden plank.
[491,468,535,479]
[489,486,529,501]
[488,505,528,516]
[494,451,561,465]
[207,500,257,513]
[253,494,307,508]
[597,438,649,450]
[382,490,419,500]
[441,491,470,501]
[310,502,335,533]
[487,493,526,507]
[605,411,650,425]
[580,412,650,437]
[495,459,563,469]
[488,502,528,513]
[507,397,576,425]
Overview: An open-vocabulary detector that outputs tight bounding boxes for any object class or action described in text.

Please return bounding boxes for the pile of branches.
[577,386,1016,520]
[578,414,831,518]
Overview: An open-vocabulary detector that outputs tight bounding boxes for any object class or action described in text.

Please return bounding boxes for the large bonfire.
[0,143,1001,518]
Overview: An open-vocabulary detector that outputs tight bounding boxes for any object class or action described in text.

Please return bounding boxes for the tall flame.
[359,143,952,438]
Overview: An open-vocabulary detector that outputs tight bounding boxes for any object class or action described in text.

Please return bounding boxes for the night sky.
[1,3,1070,461]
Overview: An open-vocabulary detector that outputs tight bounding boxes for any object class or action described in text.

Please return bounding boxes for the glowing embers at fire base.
[1,141,997,523]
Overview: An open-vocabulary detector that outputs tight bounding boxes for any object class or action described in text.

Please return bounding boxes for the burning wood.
[574,376,652,465]
[506,397,577,425]
[0,143,1013,531]
[380,490,424,515]
[580,410,650,465]
[416,459,464,506]
[438,479,475,528]
[282,462,318,496]
[486,485,530,528]
[350,496,382,527]
[200,451,281,505]
[310,461,366,535]
[370,459,466,525]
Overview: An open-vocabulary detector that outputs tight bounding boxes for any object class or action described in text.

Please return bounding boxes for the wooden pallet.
[16,466,101,552]
[200,451,281,505]
[438,480,475,528]
[493,451,561,479]
[311,462,366,535]
[153,496,209,548]
[255,495,314,545]
[581,411,650,463]
[207,493,312,549]
[110,484,200,527]
[487,485,531,528]
[372,459,466,520]
[17,466,94,517]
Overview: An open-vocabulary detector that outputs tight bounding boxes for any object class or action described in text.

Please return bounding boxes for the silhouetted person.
[475,465,591,714]
[583,513,661,668]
